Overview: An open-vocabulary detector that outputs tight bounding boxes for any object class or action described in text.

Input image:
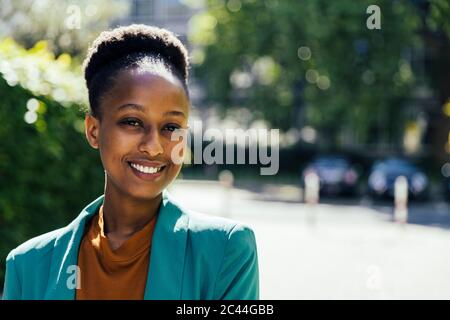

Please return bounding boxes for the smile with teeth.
[129,163,164,174]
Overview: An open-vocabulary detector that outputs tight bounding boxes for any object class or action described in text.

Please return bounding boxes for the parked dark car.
[301,155,360,196]
[442,163,450,201]
[367,157,429,200]
[444,176,450,201]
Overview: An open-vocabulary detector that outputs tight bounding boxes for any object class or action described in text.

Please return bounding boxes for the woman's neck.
[102,180,162,239]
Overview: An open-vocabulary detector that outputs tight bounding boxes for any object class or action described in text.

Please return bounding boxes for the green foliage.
[428,0,450,36]
[0,0,130,56]
[190,0,421,145]
[0,38,87,106]
[0,39,104,286]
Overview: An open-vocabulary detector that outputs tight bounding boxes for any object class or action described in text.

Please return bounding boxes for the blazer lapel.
[44,195,104,300]
[144,189,189,300]
[43,189,188,300]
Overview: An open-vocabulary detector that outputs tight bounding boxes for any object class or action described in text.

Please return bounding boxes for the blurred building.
[115,0,199,42]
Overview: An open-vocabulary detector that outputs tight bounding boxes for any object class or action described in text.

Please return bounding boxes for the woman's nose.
[138,127,164,157]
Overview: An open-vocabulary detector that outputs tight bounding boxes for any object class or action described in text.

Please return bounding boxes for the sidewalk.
[169,179,450,299]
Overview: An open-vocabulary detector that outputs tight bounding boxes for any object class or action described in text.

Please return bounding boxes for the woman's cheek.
[167,139,185,166]
[100,130,128,171]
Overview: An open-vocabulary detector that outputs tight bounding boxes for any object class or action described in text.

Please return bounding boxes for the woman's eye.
[120,119,142,127]
[163,124,181,132]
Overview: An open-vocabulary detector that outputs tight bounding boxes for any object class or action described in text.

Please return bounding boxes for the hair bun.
[83,24,189,86]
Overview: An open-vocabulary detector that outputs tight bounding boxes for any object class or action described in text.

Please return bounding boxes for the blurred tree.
[0,0,129,57]
[428,0,450,35]
[189,0,421,148]
[0,39,104,287]
[423,0,450,164]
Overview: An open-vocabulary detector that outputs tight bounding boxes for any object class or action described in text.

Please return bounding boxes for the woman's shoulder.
[6,196,102,263]
[6,226,69,263]
[177,206,259,300]
[189,211,255,240]
[168,195,252,231]
[175,204,257,250]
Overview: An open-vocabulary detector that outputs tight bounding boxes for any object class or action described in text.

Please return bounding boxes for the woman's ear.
[85,114,100,149]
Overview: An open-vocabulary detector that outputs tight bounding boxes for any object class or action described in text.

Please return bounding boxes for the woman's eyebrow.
[163,110,186,118]
[117,103,186,118]
[117,103,144,112]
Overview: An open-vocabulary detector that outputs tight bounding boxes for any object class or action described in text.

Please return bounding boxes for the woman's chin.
[124,187,164,201]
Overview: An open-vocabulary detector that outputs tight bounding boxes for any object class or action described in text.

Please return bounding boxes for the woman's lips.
[127,161,166,181]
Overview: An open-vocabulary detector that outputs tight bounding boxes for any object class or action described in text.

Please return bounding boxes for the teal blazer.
[2,189,259,300]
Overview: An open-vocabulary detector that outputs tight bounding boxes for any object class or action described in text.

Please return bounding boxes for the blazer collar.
[44,189,189,300]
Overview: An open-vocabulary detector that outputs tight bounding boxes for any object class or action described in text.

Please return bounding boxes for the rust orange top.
[76,205,157,300]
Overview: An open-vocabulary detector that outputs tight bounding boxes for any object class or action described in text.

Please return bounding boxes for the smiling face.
[85,69,189,201]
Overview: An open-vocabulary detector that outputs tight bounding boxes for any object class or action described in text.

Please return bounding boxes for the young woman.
[3,24,259,300]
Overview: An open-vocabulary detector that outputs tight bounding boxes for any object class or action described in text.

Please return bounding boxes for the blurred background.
[0,0,449,299]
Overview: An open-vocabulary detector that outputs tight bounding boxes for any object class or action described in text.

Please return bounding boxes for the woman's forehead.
[102,69,189,115]
[116,68,185,93]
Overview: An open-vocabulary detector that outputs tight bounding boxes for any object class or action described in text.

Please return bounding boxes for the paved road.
[169,179,450,299]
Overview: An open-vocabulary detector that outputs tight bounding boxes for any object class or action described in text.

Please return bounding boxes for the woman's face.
[85,69,189,201]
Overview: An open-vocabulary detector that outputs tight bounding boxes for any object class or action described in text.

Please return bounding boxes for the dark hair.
[83,24,189,118]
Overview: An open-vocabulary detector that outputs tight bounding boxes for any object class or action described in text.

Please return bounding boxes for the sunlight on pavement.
[169,180,450,299]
